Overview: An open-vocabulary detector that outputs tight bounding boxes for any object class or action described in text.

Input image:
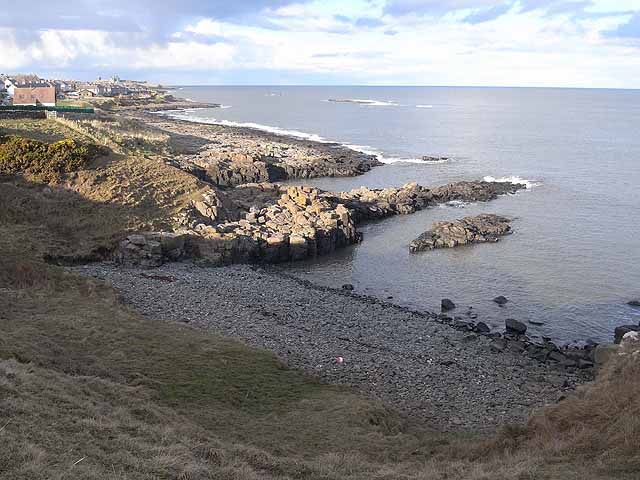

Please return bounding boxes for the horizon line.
[167,84,640,91]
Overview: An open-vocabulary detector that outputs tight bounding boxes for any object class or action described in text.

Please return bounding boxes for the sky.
[1,0,639,88]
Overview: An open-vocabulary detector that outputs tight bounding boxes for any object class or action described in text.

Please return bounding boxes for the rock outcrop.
[175,138,381,187]
[183,186,359,265]
[409,214,512,253]
[123,180,526,268]
[614,325,640,344]
[175,188,238,228]
[334,181,525,223]
[116,232,187,267]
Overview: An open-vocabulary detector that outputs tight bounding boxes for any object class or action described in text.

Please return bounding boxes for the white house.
[4,78,16,97]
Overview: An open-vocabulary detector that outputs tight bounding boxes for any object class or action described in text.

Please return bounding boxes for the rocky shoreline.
[69,106,615,432]
[115,180,526,268]
[75,262,591,432]
[131,109,382,182]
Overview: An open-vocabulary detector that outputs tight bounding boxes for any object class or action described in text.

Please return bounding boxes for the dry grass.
[55,116,172,155]
[0,115,637,479]
[2,258,634,479]
[518,344,640,475]
[0,118,89,143]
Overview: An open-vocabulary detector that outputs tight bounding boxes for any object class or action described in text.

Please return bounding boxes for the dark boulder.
[505,318,527,335]
[493,295,509,305]
[341,284,354,291]
[475,321,491,334]
[628,299,640,307]
[614,325,640,344]
[441,298,456,312]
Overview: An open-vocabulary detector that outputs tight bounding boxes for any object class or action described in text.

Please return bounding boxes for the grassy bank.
[1,117,637,479]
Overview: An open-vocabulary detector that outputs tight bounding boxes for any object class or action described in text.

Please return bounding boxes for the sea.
[164,86,640,344]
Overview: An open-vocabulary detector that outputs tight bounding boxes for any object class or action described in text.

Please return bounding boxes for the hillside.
[1,115,638,479]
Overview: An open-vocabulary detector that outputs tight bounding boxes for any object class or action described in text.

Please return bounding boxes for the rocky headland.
[409,214,512,253]
[116,180,526,268]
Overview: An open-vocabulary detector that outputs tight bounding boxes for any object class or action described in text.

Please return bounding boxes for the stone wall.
[0,110,47,120]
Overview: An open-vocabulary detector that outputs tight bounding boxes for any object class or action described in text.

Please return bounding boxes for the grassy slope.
[0,118,637,479]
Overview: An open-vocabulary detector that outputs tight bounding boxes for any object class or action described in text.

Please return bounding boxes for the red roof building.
[12,85,56,106]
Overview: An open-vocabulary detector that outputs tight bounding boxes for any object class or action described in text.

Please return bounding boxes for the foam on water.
[162,110,330,143]
[482,175,541,189]
[327,98,400,107]
[163,109,449,165]
[416,104,434,108]
[441,200,468,208]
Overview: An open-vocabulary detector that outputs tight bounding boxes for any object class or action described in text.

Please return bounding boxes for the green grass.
[57,99,94,109]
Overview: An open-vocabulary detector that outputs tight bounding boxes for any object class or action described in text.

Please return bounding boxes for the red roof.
[13,86,56,105]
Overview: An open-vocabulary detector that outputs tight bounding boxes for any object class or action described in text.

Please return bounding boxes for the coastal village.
[0,73,166,107]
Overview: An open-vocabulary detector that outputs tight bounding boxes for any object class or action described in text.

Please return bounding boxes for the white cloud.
[0,0,639,87]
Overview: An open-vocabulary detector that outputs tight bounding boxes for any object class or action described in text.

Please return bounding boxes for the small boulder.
[505,318,527,335]
[475,321,491,334]
[628,299,640,307]
[614,325,640,344]
[342,284,355,291]
[493,295,509,306]
[441,298,456,312]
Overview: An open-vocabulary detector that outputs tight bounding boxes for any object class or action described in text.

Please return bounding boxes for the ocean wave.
[416,104,433,109]
[343,144,450,165]
[162,109,450,166]
[482,175,541,189]
[327,98,399,107]
[220,105,232,109]
[379,156,450,165]
[187,117,331,143]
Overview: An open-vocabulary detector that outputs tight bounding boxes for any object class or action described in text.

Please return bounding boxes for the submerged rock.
[409,214,512,253]
[493,295,509,305]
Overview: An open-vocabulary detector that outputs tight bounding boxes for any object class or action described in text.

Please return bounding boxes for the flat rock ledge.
[116,180,526,268]
[409,214,512,253]
[140,113,382,186]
